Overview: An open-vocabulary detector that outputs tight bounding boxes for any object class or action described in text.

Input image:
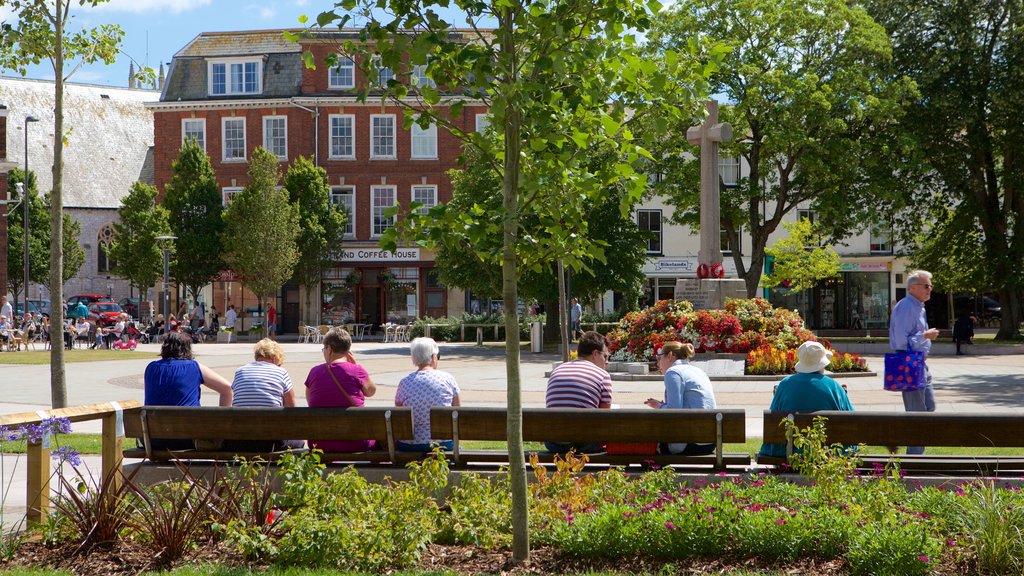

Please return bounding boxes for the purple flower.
[918,555,929,563]
[775,518,786,525]
[664,521,676,530]
[52,445,82,467]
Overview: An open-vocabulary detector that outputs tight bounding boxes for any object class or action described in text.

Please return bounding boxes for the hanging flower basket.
[378,270,396,287]
[345,270,362,287]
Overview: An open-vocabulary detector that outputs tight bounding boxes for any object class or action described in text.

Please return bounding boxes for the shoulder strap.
[325,362,358,407]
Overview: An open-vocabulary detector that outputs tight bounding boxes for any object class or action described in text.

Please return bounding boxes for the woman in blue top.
[645,341,717,455]
[757,340,855,459]
[144,332,232,449]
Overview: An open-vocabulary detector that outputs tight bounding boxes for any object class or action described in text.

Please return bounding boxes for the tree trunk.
[996,287,1020,340]
[500,11,529,564]
[49,1,67,409]
[557,259,569,361]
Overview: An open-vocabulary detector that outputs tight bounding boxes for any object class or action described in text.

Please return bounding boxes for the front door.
[361,286,381,331]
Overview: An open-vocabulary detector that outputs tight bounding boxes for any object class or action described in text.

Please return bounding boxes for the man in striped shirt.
[544,331,613,454]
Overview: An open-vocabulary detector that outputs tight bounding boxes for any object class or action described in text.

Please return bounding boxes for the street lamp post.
[155,235,176,323]
[23,115,39,319]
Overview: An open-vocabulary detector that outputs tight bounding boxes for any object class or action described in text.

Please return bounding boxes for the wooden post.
[26,438,51,525]
[101,406,124,496]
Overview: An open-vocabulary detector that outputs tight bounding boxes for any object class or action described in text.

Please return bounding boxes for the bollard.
[476,327,484,345]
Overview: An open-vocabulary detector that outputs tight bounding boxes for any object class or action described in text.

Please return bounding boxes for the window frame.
[475,114,490,133]
[411,61,434,89]
[410,116,437,159]
[869,224,893,255]
[222,186,243,208]
[371,55,394,87]
[721,227,741,256]
[411,184,437,215]
[181,118,206,150]
[370,114,396,159]
[207,58,262,96]
[637,209,663,255]
[328,114,355,160]
[328,56,355,89]
[262,115,288,160]
[330,185,356,238]
[719,155,741,187]
[222,117,247,162]
[370,185,397,237]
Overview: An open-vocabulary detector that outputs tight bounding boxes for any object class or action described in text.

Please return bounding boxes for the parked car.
[88,302,124,328]
[119,297,141,320]
[67,293,115,309]
[14,299,51,317]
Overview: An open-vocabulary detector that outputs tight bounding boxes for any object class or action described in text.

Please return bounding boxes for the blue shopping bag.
[883,349,926,392]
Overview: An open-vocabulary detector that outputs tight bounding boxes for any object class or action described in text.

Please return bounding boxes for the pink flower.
[918,555,929,563]
[775,518,786,525]
[664,521,676,530]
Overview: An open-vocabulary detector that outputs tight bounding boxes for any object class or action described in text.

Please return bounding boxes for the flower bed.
[607,298,868,374]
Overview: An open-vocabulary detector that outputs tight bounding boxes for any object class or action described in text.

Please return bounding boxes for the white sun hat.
[794,340,833,374]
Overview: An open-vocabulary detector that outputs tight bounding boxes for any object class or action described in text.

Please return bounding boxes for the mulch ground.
[5,540,968,575]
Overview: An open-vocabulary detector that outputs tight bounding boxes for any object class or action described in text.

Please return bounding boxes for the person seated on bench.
[226,338,303,452]
[305,327,378,452]
[144,332,233,450]
[544,331,612,454]
[395,337,461,452]
[645,341,717,456]
[758,340,855,459]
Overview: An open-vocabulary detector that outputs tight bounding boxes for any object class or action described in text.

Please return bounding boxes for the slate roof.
[162,53,303,102]
[0,77,158,208]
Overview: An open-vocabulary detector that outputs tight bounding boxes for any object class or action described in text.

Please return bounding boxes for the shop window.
[637,209,662,254]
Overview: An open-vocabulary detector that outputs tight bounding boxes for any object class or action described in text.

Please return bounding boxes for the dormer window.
[208,58,262,96]
[329,56,355,89]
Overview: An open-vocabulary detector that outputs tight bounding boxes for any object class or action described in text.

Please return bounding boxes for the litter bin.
[530,321,543,353]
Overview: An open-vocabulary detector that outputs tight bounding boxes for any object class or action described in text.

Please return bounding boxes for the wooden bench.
[430,407,749,469]
[761,410,1024,474]
[122,406,414,465]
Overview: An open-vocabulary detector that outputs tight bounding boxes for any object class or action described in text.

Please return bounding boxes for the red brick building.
[148,30,488,333]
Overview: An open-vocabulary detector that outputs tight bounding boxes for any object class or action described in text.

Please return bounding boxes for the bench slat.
[763,411,1024,447]
[432,408,746,444]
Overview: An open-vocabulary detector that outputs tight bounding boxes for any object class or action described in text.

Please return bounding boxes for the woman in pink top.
[304,327,378,452]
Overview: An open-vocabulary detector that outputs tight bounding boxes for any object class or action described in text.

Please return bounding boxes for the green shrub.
[436,472,512,547]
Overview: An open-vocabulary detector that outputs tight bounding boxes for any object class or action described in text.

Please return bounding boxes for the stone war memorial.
[675,99,747,310]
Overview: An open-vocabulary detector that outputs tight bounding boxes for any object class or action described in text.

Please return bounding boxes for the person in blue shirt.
[645,341,717,455]
[888,270,940,454]
[758,340,855,459]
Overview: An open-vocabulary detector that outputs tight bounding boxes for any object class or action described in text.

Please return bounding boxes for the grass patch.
[0,434,103,455]
[0,349,156,365]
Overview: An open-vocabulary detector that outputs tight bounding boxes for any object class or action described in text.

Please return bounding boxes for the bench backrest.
[123,406,414,448]
[763,410,1024,447]
[431,407,746,444]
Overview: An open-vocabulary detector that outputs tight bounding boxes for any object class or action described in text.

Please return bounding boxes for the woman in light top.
[395,337,460,452]
[645,341,717,456]
[228,338,301,451]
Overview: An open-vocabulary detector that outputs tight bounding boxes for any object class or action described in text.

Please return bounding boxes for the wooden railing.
[0,400,140,524]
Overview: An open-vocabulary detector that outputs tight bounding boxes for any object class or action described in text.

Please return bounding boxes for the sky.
[0,0,478,89]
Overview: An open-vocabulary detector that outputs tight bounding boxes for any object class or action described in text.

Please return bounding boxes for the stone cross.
[686,100,733,273]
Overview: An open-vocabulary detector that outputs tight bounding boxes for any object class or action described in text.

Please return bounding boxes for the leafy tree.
[107,182,172,308]
[5,169,84,300]
[301,0,709,560]
[0,0,125,408]
[162,139,225,302]
[222,147,300,336]
[763,218,841,293]
[285,156,347,325]
[5,169,48,304]
[865,0,1024,338]
[642,0,918,297]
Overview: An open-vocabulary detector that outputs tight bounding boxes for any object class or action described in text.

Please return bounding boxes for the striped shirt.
[545,360,612,408]
[231,361,293,407]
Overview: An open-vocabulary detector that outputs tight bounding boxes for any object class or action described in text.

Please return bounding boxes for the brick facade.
[149,31,489,330]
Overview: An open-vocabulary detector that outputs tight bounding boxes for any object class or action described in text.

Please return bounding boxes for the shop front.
[767,261,892,330]
[320,247,444,332]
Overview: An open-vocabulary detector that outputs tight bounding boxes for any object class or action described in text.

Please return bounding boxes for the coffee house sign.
[341,248,421,262]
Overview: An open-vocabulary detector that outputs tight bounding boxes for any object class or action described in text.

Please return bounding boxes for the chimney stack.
[128,62,136,89]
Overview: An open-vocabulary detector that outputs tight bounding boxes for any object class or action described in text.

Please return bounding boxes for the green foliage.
[436,473,512,547]
[4,169,85,294]
[949,481,1024,575]
[785,416,863,505]
[163,139,225,300]
[285,157,347,322]
[108,181,172,297]
[642,0,918,296]
[222,147,300,315]
[762,219,841,293]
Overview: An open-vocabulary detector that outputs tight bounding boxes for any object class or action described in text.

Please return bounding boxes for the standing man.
[73,299,89,321]
[0,296,12,325]
[570,297,582,341]
[225,304,238,332]
[266,300,277,340]
[544,331,613,454]
[888,270,940,455]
